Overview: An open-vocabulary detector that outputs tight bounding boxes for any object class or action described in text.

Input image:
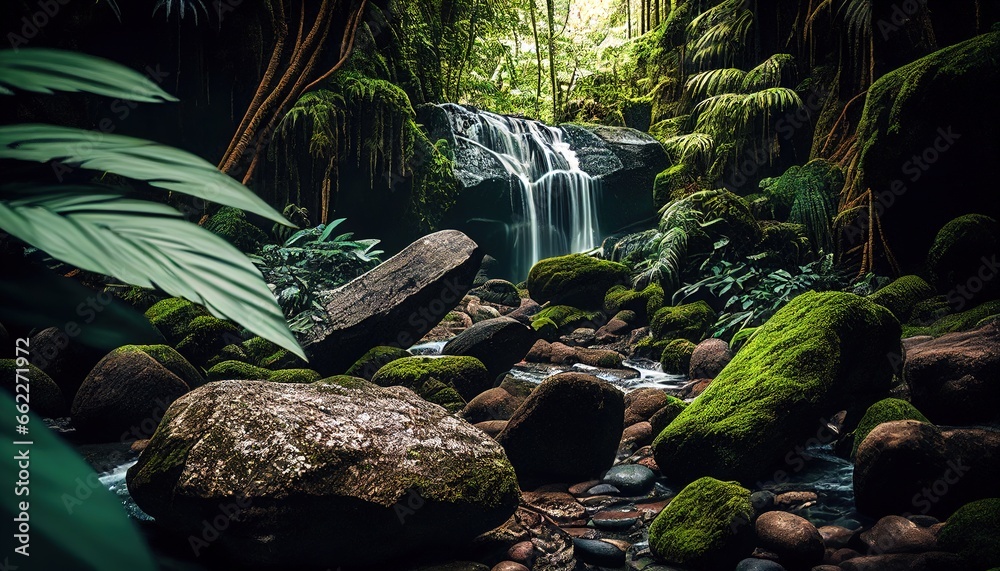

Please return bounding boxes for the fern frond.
[686,68,747,100]
[742,54,796,92]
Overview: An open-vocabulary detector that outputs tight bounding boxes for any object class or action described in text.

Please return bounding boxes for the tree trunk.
[530,0,542,118]
[545,0,558,121]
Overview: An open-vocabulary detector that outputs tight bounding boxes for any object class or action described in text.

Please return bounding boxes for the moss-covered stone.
[926,215,1000,296]
[757,221,811,268]
[418,378,466,412]
[370,356,492,401]
[268,369,322,384]
[653,163,695,210]
[530,305,602,340]
[650,302,715,343]
[908,295,952,326]
[903,300,1000,338]
[0,360,66,417]
[144,298,209,344]
[469,279,521,307]
[653,292,901,483]
[851,398,931,458]
[632,335,673,361]
[241,336,282,365]
[649,396,688,438]
[648,477,754,569]
[204,206,269,253]
[207,361,272,382]
[938,498,1000,570]
[869,275,935,323]
[526,254,630,309]
[112,345,204,389]
[604,283,665,323]
[758,160,844,249]
[614,310,638,325]
[206,344,249,369]
[176,316,242,369]
[345,346,411,380]
[316,375,373,390]
[660,339,696,375]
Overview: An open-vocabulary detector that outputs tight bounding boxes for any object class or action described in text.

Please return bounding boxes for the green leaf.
[0,186,305,359]
[0,124,290,226]
[0,48,176,103]
[319,218,347,241]
[1,391,157,570]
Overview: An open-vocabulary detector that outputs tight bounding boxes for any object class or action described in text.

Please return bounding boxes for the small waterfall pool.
[441,103,602,278]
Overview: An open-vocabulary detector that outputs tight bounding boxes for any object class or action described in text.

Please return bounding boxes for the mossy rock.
[207,361,320,384]
[869,275,935,323]
[604,283,665,323]
[0,360,66,417]
[632,335,672,361]
[653,291,901,484]
[112,345,204,389]
[660,339,696,375]
[206,344,249,369]
[371,356,492,401]
[650,302,715,343]
[176,316,242,369]
[259,349,307,370]
[345,346,411,380]
[316,375,373,390]
[648,477,754,569]
[685,190,762,254]
[902,300,1000,338]
[419,378,467,412]
[649,396,688,438]
[614,310,638,326]
[926,215,1000,297]
[526,254,630,309]
[757,221,811,268]
[758,160,844,251]
[653,164,695,210]
[908,295,952,327]
[241,336,282,365]
[851,398,931,458]
[204,206,269,253]
[530,305,601,338]
[144,298,209,344]
[469,279,521,307]
[938,498,1000,570]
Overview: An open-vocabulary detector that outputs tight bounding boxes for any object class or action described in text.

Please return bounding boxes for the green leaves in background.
[1,391,157,571]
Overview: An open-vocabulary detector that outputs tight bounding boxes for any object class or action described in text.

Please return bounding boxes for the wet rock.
[773,491,818,510]
[854,420,1000,519]
[0,360,66,417]
[474,420,508,438]
[71,351,189,441]
[591,510,640,531]
[506,540,535,567]
[734,559,786,571]
[491,562,528,571]
[520,492,586,524]
[837,552,965,571]
[461,387,524,423]
[621,421,654,449]
[624,388,669,426]
[496,373,624,484]
[688,338,732,379]
[506,298,541,325]
[904,320,1000,425]
[859,515,937,555]
[602,464,655,496]
[567,480,600,496]
[443,317,537,380]
[126,380,519,567]
[754,511,824,567]
[305,230,483,375]
[818,525,855,549]
[572,538,626,568]
[30,326,106,400]
[585,484,620,496]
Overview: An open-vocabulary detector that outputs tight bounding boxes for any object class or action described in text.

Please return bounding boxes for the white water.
[441,104,601,278]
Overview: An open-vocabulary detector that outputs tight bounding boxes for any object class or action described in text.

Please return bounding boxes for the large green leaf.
[0,124,290,226]
[0,186,305,359]
[0,48,176,103]
[0,390,157,571]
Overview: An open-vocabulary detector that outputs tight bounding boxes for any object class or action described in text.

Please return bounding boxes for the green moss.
[345,346,411,380]
[605,283,665,323]
[650,396,689,437]
[903,300,1000,337]
[938,498,1000,570]
[757,221,811,267]
[851,398,930,458]
[653,164,695,210]
[268,368,322,384]
[757,160,843,255]
[113,345,203,388]
[650,301,715,343]
[207,360,272,382]
[531,305,602,339]
[203,206,269,253]
[470,279,522,307]
[144,298,208,344]
[660,339,697,375]
[316,375,373,390]
[633,335,672,361]
[614,310,638,325]
[648,477,754,569]
[176,316,242,368]
[418,378,466,412]
[258,349,307,370]
[206,344,249,369]
[526,254,630,309]
[653,292,901,483]
[370,356,491,401]
[926,215,1000,295]
[0,360,66,417]
[908,295,952,327]
[869,275,935,323]
[241,336,281,364]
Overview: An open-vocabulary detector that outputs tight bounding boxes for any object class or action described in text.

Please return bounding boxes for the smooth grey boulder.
[442,317,537,381]
[126,379,520,567]
[304,230,484,375]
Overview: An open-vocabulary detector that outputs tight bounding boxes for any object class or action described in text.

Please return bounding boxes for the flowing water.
[441,103,601,278]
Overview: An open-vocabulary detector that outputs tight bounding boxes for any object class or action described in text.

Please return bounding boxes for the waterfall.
[440,104,601,279]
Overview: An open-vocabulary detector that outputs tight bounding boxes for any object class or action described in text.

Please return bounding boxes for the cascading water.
[440,104,601,278]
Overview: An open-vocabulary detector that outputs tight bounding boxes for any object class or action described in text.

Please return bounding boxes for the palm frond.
[686,68,747,100]
[0,49,176,102]
[662,133,716,170]
[0,124,289,226]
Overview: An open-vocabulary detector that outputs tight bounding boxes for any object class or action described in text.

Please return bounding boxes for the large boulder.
[526,254,629,309]
[850,398,930,458]
[71,351,190,441]
[371,356,493,407]
[926,215,1000,299]
[755,511,824,567]
[0,360,66,417]
[648,477,754,569]
[650,301,715,342]
[937,498,1000,570]
[869,275,935,323]
[904,320,1000,425]
[442,317,536,381]
[653,291,901,484]
[126,380,520,568]
[304,230,484,375]
[496,373,624,484]
[854,420,1000,519]
[110,345,204,389]
[29,326,106,401]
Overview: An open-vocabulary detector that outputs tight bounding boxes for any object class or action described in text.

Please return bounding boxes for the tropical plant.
[0,48,304,358]
[250,219,382,332]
